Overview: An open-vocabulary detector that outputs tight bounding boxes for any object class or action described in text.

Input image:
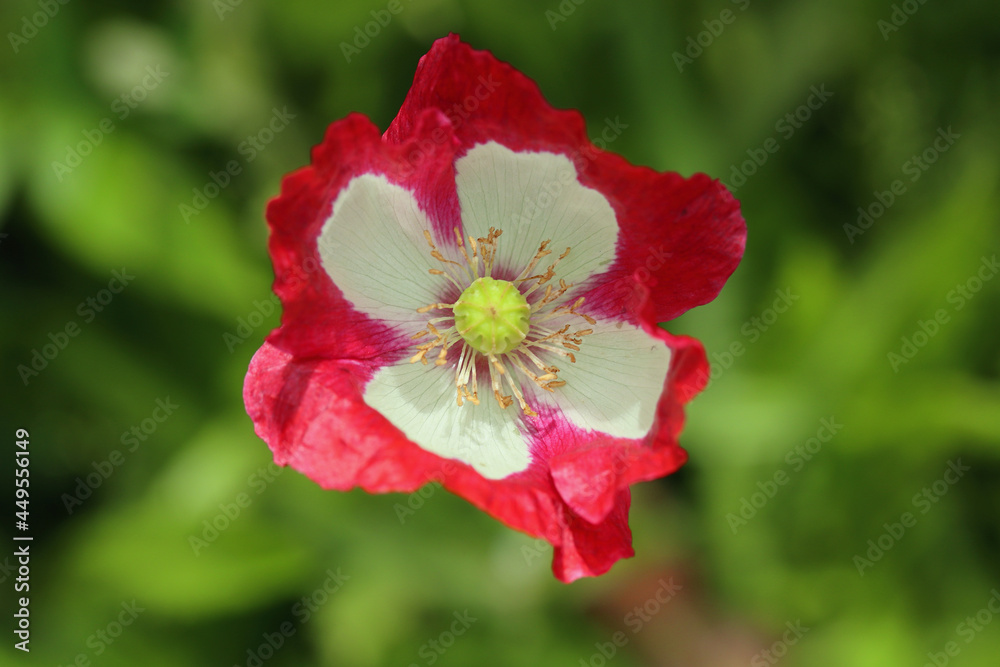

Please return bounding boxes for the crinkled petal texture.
[244,35,745,582]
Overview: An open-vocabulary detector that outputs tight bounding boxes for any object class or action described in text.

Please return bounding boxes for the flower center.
[453,277,530,355]
[410,227,595,418]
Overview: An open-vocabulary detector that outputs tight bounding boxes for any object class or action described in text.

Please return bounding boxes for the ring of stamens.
[410,226,595,418]
[453,277,531,355]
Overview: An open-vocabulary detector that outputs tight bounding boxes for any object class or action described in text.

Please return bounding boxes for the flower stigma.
[453,277,530,355]
[410,226,596,418]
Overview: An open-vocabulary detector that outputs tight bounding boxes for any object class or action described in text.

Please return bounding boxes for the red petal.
[387,34,746,322]
[550,444,627,526]
[578,167,745,323]
[266,108,462,364]
[245,343,441,490]
[245,342,630,581]
[551,490,635,582]
[386,34,585,155]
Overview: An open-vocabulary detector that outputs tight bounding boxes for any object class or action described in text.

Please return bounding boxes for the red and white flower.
[243,34,745,582]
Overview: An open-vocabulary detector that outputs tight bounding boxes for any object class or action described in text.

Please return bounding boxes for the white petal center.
[534,319,672,439]
[364,360,530,479]
[455,141,618,285]
[317,174,441,329]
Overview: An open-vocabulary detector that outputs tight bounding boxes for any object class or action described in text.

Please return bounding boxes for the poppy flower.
[243,34,745,582]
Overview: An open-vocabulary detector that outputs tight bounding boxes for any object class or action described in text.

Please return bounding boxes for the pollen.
[410,227,594,417]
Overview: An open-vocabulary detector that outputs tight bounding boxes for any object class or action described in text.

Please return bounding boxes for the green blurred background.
[2,0,999,665]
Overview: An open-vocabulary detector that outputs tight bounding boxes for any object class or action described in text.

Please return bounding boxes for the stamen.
[454,227,476,279]
[517,346,559,375]
[530,280,571,313]
[422,230,468,288]
[509,353,559,394]
[477,227,502,277]
[527,342,577,364]
[412,226,595,418]
[486,354,513,409]
[417,302,454,314]
[502,361,537,416]
[513,240,552,285]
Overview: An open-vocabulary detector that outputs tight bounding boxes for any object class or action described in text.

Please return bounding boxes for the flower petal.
[387,34,745,322]
[534,317,672,439]
[512,282,700,527]
[577,167,745,324]
[317,173,441,328]
[550,489,634,582]
[266,108,462,361]
[245,342,451,492]
[454,141,618,284]
[386,34,586,158]
[549,445,628,526]
[363,358,531,480]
